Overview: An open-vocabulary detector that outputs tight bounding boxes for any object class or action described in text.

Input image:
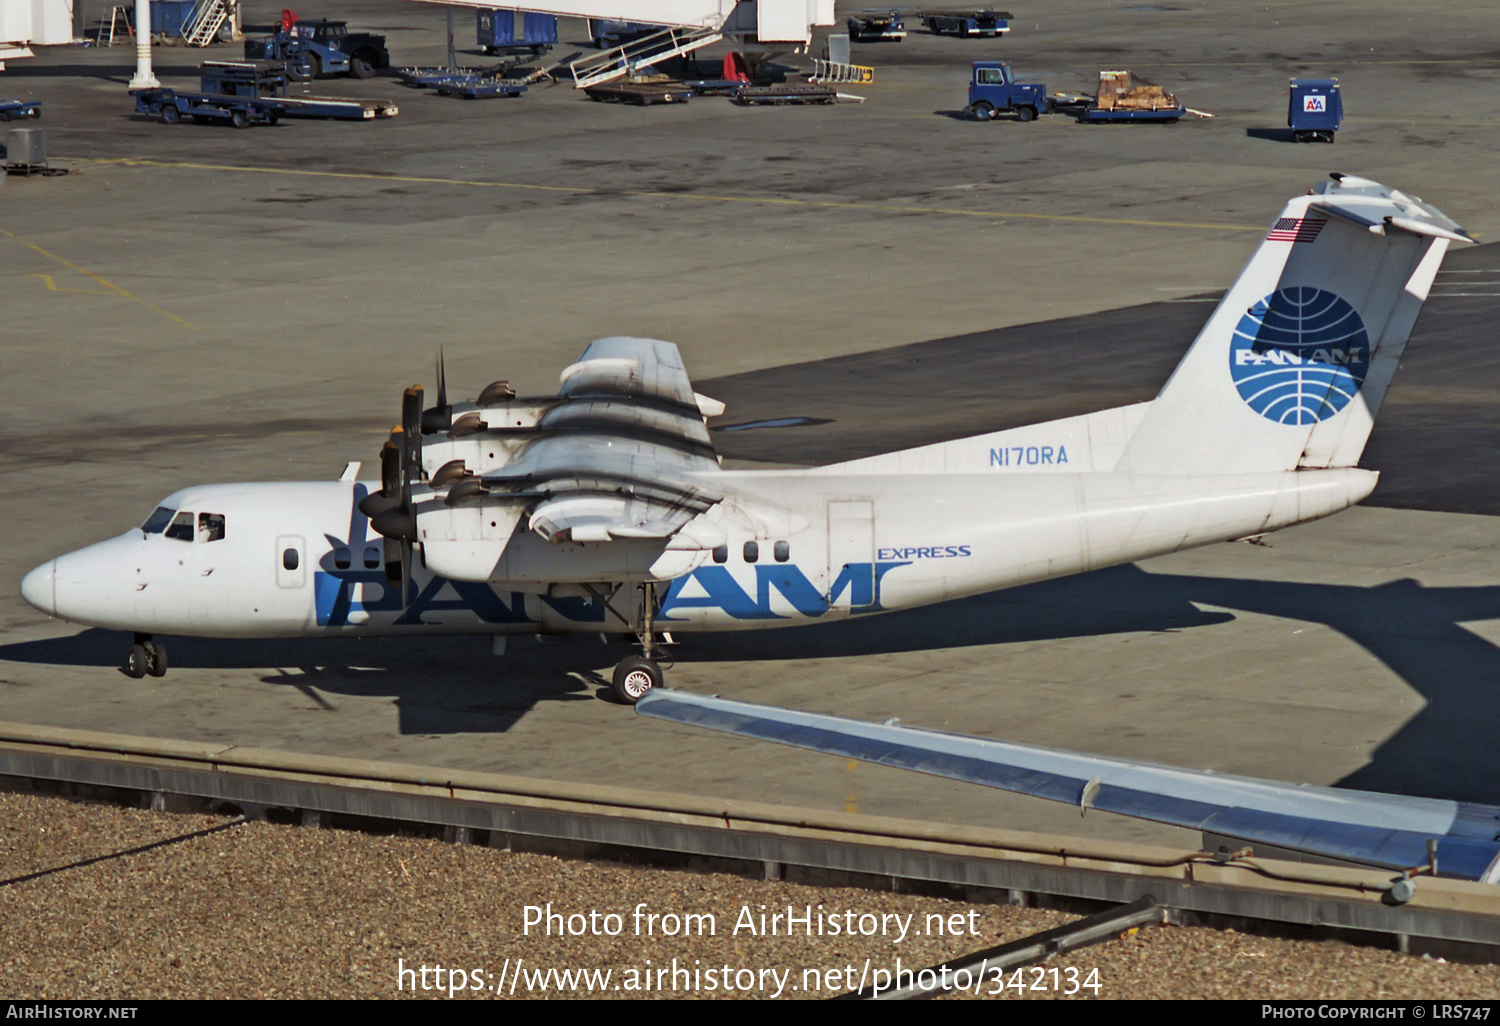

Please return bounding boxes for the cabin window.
[977,67,1003,85]
[282,548,300,571]
[712,544,728,564]
[743,541,759,563]
[364,545,381,569]
[141,507,175,535]
[165,511,195,542]
[198,512,226,542]
[774,541,790,563]
[333,547,351,570]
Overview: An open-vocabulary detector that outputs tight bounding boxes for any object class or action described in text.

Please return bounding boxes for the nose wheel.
[126,634,168,678]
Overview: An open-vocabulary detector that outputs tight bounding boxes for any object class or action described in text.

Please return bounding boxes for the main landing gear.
[126,633,168,679]
[609,582,665,706]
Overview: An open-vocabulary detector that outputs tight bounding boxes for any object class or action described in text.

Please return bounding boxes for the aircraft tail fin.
[1120,175,1470,476]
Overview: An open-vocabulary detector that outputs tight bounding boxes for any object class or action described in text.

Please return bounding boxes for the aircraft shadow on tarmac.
[6,564,1500,805]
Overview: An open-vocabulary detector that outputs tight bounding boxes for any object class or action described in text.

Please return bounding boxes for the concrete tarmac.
[2,0,1500,852]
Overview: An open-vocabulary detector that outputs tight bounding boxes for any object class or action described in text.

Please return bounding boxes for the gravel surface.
[0,791,1496,1000]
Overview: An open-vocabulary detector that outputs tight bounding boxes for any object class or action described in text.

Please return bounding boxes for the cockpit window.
[199,513,226,542]
[141,507,175,535]
[165,511,195,542]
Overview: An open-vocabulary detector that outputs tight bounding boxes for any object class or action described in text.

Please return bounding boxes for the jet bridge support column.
[128,0,159,89]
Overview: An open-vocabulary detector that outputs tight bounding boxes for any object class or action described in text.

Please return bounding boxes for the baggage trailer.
[1077,69,1183,123]
[132,61,397,127]
[966,61,1046,121]
[0,98,40,120]
[733,84,839,106]
[1289,77,1341,142]
[920,9,1011,37]
[584,81,693,105]
[847,12,906,41]
[422,73,527,99]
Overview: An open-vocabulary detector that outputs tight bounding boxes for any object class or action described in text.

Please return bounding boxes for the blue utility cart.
[1289,78,1341,143]
[0,99,41,120]
[921,9,1011,37]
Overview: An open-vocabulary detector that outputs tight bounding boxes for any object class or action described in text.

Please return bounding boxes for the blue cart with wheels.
[1289,78,1341,143]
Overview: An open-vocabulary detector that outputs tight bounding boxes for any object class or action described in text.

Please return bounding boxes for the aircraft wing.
[479,338,724,544]
[635,690,1500,882]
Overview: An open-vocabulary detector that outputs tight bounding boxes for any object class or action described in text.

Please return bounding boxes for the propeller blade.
[421,352,453,434]
[380,438,400,496]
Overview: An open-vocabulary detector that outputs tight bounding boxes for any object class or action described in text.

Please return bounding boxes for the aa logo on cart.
[1228,287,1369,425]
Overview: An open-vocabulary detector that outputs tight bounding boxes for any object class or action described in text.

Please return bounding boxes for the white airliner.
[20,175,1470,705]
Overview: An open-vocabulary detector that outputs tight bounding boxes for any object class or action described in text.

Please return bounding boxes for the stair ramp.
[181,0,230,47]
[570,25,722,89]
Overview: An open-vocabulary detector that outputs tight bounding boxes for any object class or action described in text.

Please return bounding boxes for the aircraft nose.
[20,560,56,616]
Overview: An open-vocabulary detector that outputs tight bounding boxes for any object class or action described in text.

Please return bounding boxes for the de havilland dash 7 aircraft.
[19,175,1472,705]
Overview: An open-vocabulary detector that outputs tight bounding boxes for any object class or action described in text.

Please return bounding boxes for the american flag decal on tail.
[1266,216,1327,243]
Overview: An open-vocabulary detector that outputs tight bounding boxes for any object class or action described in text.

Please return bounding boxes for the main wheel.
[147,642,168,678]
[349,51,376,79]
[230,109,249,129]
[160,105,179,124]
[970,100,994,121]
[127,644,149,679]
[610,655,662,705]
[1016,105,1036,122]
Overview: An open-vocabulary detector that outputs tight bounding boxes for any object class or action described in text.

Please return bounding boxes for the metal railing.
[181,0,230,47]
[570,25,721,89]
[810,58,874,84]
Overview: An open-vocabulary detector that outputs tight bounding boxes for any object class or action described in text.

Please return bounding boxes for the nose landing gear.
[126,634,168,678]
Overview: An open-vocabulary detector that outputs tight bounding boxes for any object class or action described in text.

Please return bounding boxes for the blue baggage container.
[1288,78,1341,142]
[477,10,557,51]
[144,0,198,38]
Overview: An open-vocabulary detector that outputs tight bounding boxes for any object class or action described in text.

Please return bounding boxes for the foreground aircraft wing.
[635,690,1500,882]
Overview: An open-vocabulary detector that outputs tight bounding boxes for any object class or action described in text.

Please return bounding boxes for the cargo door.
[827,500,874,610]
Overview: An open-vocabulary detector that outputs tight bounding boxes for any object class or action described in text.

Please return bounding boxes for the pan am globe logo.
[1228,287,1369,425]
